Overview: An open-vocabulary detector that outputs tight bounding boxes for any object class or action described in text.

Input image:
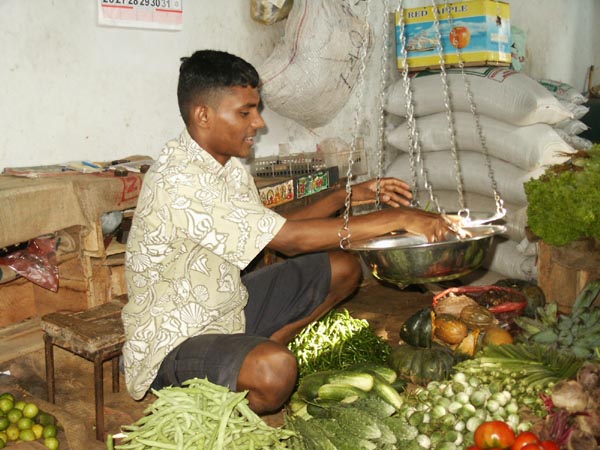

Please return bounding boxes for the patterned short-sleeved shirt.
[122,129,286,400]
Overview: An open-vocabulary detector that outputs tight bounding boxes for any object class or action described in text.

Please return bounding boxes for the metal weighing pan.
[346,225,505,289]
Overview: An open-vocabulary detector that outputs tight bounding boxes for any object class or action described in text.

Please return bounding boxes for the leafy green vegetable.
[524,145,600,245]
[515,279,600,358]
[288,309,391,377]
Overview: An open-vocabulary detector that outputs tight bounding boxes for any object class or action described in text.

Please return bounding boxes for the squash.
[459,304,497,330]
[433,313,468,345]
[455,329,481,358]
[388,343,455,385]
[482,325,514,346]
[399,307,433,348]
[494,278,546,318]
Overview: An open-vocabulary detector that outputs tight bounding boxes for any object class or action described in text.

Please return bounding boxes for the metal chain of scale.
[338,0,508,250]
[432,0,507,224]
[339,0,375,249]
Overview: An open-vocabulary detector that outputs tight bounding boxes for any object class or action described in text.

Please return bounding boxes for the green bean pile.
[288,309,391,377]
[111,378,294,450]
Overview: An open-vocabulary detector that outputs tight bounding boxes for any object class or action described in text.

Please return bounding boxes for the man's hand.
[401,209,473,243]
[351,177,413,207]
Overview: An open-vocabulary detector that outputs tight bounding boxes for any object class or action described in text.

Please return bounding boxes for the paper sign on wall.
[98,0,183,31]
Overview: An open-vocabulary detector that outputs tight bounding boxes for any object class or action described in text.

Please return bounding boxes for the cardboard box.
[396,0,511,71]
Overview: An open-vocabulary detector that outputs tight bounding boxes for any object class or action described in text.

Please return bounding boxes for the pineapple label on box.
[396,0,511,71]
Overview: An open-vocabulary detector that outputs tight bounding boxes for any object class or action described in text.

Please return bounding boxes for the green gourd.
[399,307,433,348]
[388,343,455,385]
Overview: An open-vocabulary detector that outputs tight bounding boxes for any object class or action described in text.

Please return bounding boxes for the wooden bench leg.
[111,357,120,393]
[94,355,105,442]
[43,334,55,404]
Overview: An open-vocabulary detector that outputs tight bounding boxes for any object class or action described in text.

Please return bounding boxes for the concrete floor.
[1,271,499,449]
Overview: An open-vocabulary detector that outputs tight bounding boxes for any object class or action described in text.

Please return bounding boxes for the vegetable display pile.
[524,144,600,245]
[111,378,294,450]
[289,366,533,450]
[454,343,584,417]
[515,279,600,359]
[539,361,600,449]
[288,309,391,376]
[468,420,560,450]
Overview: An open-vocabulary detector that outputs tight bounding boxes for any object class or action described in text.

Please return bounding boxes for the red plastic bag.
[0,237,59,291]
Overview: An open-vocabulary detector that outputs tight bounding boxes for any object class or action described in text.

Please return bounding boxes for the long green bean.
[113,378,294,450]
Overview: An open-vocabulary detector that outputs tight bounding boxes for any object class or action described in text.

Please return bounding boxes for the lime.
[45,436,60,450]
[7,408,22,424]
[19,428,36,442]
[17,416,34,431]
[42,423,58,438]
[37,412,56,426]
[32,423,44,439]
[0,394,14,403]
[0,417,7,431]
[13,400,26,411]
[0,437,4,449]
[0,431,6,443]
[5,424,19,441]
[22,402,39,419]
[0,399,13,415]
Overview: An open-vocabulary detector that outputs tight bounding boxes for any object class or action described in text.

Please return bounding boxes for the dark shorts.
[150,252,331,391]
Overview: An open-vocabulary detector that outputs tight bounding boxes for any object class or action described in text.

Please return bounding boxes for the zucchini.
[317,383,368,403]
[326,370,375,392]
[370,372,404,410]
[296,370,334,402]
[350,363,398,384]
[305,399,338,418]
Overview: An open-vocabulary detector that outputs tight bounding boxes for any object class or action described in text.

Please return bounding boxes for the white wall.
[0,0,598,171]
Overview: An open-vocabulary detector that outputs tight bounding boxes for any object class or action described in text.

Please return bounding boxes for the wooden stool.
[41,299,126,441]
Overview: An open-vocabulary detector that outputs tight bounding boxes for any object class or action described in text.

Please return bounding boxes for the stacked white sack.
[384,67,573,126]
[539,79,594,150]
[383,68,577,281]
[387,112,575,171]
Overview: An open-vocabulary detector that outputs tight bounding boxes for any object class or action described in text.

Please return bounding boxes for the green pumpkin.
[494,278,546,317]
[387,343,455,385]
[399,307,433,348]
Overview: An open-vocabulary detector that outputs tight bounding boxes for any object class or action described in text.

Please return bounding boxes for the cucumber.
[351,363,398,384]
[305,399,338,418]
[370,372,404,410]
[296,370,334,402]
[317,383,368,403]
[327,370,375,392]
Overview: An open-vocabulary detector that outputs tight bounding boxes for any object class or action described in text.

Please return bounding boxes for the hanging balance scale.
[341,0,506,289]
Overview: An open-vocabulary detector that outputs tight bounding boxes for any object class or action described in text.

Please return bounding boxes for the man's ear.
[192,104,211,128]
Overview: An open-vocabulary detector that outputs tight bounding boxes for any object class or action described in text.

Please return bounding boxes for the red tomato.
[512,432,540,450]
[466,446,482,450]
[521,445,543,450]
[474,421,516,449]
[449,26,471,49]
[540,441,560,450]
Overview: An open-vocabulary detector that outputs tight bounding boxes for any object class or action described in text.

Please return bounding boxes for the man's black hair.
[177,50,260,125]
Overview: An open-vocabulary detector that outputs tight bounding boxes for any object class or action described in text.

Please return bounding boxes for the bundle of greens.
[524,144,600,246]
[288,309,391,377]
[515,279,600,359]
